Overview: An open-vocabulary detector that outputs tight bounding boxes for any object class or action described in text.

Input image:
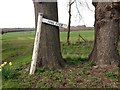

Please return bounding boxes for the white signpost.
[42,18,67,28]
[30,13,67,75]
[30,13,43,75]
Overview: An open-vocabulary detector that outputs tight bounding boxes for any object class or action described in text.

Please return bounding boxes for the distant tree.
[67,0,91,44]
[33,1,64,70]
[89,2,120,66]
[67,0,75,44]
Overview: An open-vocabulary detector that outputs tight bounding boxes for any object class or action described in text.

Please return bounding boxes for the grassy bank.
[1,30,119,88]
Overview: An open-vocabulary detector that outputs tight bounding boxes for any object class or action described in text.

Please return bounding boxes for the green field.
[2,31,94,66]
[1,30,119,88]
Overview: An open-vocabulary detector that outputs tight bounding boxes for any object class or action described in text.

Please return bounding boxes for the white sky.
[0,0,95,28]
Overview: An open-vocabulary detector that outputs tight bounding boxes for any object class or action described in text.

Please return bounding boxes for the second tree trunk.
[89,2,120,66]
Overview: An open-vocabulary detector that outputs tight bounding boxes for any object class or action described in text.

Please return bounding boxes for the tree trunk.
[89,2,120,67]
[67,0,72,45]
[33,2,64,70]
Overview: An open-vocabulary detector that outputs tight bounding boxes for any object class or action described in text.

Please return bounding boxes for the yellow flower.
[0,68,2,72]
[4,62,7,65]
[1,64,5,67]
[9,62,12,66]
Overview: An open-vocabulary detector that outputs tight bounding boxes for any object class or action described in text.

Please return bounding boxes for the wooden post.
[30,13,43,75]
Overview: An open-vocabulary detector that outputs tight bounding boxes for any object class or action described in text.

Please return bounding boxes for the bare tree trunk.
[33,2,64,70]
[67,0,72,44]
[89,2,120,67]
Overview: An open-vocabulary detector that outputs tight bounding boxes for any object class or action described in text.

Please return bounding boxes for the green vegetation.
[79,71,86,77]
[1,62,20,81]
[83,61,95,69]
[60,31,94,43]
[105,71,119,79]
[1,30,119,88]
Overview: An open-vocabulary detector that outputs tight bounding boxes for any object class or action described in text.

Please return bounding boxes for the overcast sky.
[0,0,95,28]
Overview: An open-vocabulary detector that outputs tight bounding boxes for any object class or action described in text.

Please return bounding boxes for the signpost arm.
[30,13,43,75]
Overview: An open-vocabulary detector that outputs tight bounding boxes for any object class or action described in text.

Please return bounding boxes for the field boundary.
[0,27,94,34]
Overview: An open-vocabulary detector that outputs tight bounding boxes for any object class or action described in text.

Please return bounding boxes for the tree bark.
[89,2,120,66]
[33,2,64,70]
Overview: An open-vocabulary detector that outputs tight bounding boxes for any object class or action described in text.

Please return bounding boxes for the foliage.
[83,61,95,69]
[105,72,119,79]
[0,62,20,80]
[79,71,86,77]
[2,68,19,80]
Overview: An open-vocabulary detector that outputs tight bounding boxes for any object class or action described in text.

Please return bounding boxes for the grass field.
[1,30,119,88]
[2,31,94,66]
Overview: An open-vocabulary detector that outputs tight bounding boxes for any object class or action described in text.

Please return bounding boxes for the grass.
[2,32,34,67]
[1,30,120,88]
[60,31,94,42]
[105,71,119,79]
[2,31,94,67]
